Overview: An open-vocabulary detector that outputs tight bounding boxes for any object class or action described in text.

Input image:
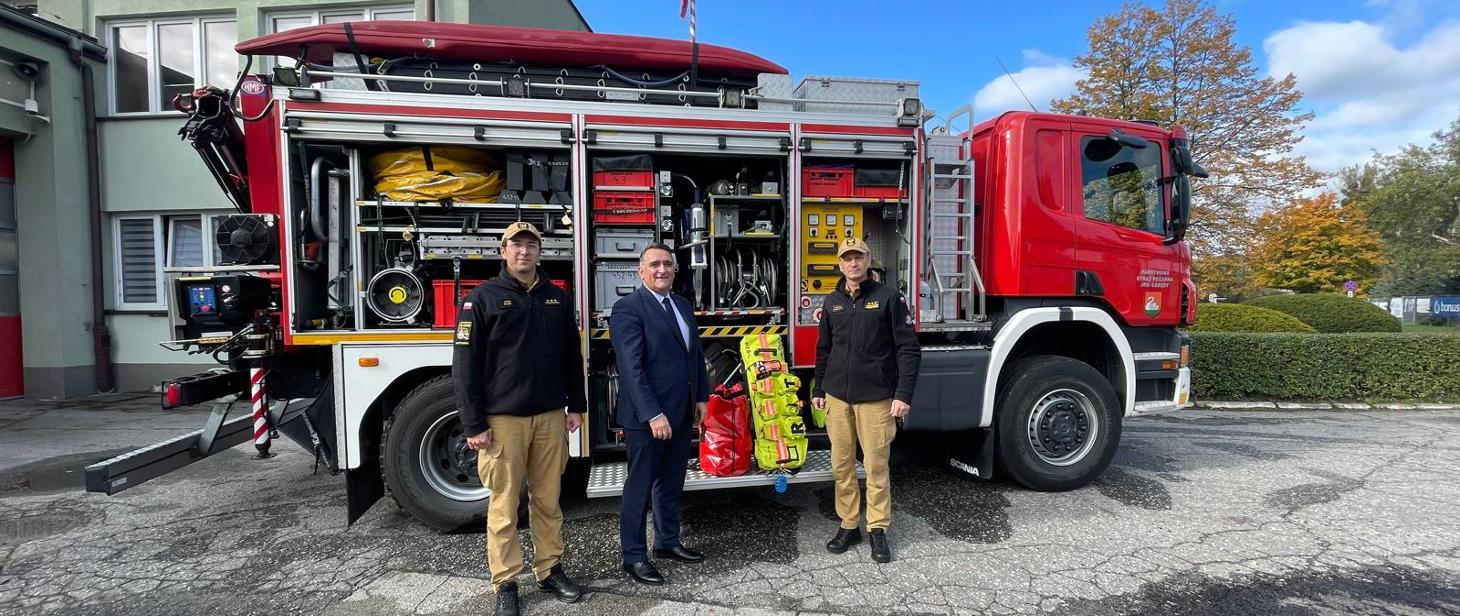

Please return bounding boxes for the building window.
[115,214,226,310]
[1080,135,1166,235]
[115,216,164,309]
[265,5,413,69]
[108,16,237,115]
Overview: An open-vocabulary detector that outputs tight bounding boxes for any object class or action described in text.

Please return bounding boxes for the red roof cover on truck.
[236,21,787,76]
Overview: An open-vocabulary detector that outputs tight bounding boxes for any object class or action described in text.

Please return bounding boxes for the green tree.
[1052,0,1322,282]
[1249,194,1386,293]
[1340,116,1460,296]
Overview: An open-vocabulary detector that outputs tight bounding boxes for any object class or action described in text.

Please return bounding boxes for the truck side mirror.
[1107,128,1149,149]
[1164,173,1190,245]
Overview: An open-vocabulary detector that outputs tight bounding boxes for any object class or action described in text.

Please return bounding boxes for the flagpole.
[685,0,699,91]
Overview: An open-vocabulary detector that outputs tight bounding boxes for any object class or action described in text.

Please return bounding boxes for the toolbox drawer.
[593,229,656,259]
[593,261,640,312]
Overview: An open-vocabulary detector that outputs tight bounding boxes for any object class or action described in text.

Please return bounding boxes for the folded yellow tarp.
[368,145,503,202]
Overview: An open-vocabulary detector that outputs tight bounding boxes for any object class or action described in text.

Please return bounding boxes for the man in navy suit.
[609,243,709,585]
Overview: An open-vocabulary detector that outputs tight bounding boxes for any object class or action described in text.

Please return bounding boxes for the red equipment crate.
[802,166,854,197]
[593,191,656,225]
[854,185,903,199]
[593,169,654,189]
[433,278,568,327]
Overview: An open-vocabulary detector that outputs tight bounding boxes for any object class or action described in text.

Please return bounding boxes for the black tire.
[995,355,1121,491]
[382,375,487,531]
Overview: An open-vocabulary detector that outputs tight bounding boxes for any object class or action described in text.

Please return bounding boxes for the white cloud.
[1264,18,1460,173]
[971,51,1086,121]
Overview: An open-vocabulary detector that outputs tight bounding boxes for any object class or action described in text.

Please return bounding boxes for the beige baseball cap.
[837,236,870,257]
[502,221,542,242]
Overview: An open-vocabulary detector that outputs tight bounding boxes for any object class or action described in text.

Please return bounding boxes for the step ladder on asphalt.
[921,105,988,333]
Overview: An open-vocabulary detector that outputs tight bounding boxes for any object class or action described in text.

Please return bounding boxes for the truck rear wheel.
[382,375,487,531]
[995,355,1121,491]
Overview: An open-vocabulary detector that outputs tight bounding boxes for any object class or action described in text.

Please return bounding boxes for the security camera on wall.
[12,60,40,82]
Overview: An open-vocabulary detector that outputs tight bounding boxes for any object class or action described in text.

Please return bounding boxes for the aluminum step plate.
[586,449,860,498]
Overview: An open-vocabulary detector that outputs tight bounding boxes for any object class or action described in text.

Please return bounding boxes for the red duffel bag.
[699,383,752,477]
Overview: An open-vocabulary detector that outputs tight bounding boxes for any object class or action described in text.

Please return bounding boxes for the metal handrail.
[298,69,905,111]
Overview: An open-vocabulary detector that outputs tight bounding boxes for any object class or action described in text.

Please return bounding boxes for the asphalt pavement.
[1,395,1458,615]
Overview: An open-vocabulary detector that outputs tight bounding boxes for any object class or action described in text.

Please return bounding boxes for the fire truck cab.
[86,22,1199,532]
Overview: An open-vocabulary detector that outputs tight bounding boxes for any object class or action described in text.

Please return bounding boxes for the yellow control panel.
[800,204,862,293]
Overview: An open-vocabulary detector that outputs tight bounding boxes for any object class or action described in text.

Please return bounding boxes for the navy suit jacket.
[609,286,710,431]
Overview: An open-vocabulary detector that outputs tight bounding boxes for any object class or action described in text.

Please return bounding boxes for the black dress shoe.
[826,527,862,554]
[652,545,705,563]
[622,560,665,585]
[537,564,584,603]
[494,581,520,616]
[869,528,892,563]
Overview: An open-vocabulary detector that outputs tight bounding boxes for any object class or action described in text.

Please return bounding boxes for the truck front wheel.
[995,355,1121,491]
[382,375,487,531]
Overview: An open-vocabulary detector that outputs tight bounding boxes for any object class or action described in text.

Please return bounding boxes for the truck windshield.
[1080,136,1164,235]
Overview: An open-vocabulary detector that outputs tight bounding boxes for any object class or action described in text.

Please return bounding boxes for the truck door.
[1071,123,1183,326]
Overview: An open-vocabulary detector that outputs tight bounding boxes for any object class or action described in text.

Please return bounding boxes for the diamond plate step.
[586,449,861,498]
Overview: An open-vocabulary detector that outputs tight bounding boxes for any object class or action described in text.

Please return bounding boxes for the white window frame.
[265,4,415,33]
[165,214,227,269]
[113,215,165,310]
[114,213,229,310]
[106,14,237,116]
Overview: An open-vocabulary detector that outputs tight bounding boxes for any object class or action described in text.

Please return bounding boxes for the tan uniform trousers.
[475,411,568,589]
[825,394,896,531]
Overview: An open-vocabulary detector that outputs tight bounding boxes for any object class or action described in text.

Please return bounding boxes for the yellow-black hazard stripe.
[590,325,787,340]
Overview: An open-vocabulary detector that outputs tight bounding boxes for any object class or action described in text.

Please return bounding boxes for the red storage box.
[854,185,903,199]
[802,166,854,197]
[433,278,569,327]
[593,191,656,225]
[433,279,484,327]
[593,169,654,189]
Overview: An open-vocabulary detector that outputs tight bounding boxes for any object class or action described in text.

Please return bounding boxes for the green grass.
[1402,323,1460,335]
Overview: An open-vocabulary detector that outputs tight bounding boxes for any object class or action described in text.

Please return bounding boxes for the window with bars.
[114,214,226,310]
[109,16,237,115]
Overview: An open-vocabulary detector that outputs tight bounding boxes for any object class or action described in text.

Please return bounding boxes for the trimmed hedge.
[1246,293,1401,333]
[1190,332,1460,400]
[1187,303,1316,333]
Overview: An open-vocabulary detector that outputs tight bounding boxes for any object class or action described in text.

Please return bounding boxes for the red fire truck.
[86,21,1201,531]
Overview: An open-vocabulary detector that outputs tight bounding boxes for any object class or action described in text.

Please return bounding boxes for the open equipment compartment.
[583,148,792,453]
[282,136,577,335]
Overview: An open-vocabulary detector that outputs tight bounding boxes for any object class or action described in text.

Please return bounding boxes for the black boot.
[826,527,862,554]
[869,528,891,563]
[537,564,584,603]
[494,581,520,616]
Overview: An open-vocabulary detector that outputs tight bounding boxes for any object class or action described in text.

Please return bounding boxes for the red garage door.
[0,136,21,399]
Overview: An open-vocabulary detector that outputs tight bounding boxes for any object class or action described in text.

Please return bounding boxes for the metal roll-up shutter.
[583,124,790,156]
[797,132,915,160]
[284,110,574,150]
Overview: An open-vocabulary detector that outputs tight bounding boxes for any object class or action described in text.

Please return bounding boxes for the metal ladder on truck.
[920,105,987,332]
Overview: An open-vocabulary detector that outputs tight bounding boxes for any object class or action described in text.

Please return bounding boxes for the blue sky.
[575,0,1460,176]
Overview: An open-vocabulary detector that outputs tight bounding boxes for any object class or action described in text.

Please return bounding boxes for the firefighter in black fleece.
[812,236,921,563]
[453,221,585,616]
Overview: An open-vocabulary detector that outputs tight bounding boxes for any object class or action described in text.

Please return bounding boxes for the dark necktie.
[662,297,673,316]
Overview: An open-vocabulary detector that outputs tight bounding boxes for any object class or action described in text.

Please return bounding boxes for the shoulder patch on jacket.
[454,321,472,345]
[462,301,472,310]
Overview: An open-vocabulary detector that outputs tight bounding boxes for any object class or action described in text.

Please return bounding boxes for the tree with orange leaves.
[1249,194,1386,294]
